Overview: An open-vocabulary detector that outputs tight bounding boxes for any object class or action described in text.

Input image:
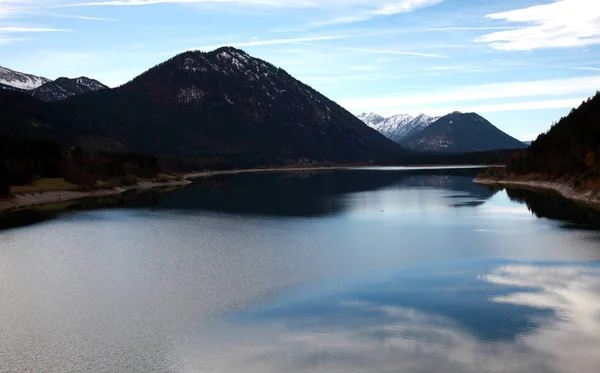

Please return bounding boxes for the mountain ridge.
[357,112,438,143]
[32,77,108,102]
[0,65,107,101]
[402,112,527,152]
[1,47,403,167]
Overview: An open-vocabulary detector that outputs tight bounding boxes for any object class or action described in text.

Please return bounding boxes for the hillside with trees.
[402,112,526,153]
[0,47,402,168]
[501,93,600,187]
[0,136,184,197]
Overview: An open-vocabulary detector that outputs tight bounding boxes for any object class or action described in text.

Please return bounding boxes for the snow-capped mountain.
[357,112,385,127]
[357,112,437,143]
[32,77,108,102]
[403,112,527,152]
[0,66,50,91]
[0,66,108,101]
[404,114,438,140]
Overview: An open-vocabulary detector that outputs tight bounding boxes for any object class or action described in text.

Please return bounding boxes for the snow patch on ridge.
[0,65,50,90]
[177,86,206,104]
[357,112,439,142]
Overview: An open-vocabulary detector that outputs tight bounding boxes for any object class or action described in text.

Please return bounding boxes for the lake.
[1,167,600,373]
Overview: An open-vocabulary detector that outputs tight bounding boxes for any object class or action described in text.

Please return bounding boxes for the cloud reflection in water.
[187,261,600,373]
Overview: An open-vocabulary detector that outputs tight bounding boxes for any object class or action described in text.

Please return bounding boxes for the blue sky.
[1,0,599,140]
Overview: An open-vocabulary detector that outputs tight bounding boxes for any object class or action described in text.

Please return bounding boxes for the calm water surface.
[1,167,600,372]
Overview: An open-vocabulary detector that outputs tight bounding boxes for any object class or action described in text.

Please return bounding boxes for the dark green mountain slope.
[31,77,108,102]
[0,47,402,167]
[507,93,600,184]
[402,112,526,153]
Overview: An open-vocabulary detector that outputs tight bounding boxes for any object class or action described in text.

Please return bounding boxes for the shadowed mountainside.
[0,47,402,168]
[403,112,526,153]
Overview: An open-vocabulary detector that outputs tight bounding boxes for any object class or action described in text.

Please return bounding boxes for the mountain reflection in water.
[505,188,600,229]
[160,168,498,217]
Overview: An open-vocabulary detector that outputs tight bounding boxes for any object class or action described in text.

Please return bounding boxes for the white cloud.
[0,36,28,46]
[348,64,380,72]
[340,46,448,58]
[419,98,587,117]
[0,1,78,46]
[338,76,600,114]
[307,14,372,28]
[0,27,70,32]
[0,25,70,46]
[373,0,443,15]
[306,0,445,27]
[65,0,445,10]
[67,0,446,28]
[52,14,118,21]
[363,98,585,118]
[182,264,600,373]
[477,0,600,50]
[189,35,345,51]
[484,264,600,373]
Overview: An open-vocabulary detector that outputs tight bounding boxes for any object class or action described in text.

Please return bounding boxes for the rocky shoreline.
[474,177,600,211]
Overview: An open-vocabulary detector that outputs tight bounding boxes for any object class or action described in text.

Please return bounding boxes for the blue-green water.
[1,167,599,372]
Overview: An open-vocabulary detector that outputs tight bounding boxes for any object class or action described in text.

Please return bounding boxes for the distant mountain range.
[32,77,108,102]
[359,111,526,152]
[0,47,401,166]
[0,66,108,101]
[357,112,437,143]
[402,112,527,152]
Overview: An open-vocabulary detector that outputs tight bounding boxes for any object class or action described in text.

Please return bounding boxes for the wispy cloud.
[424,26,519,31]
[340,47,449,58]
[0,36,28,46]
[306,0,445,28]
[339,76,600,114]
[421,98,588,117]
[347,64,380,72]
[0,26,71,32]
[372,0,443,15]
[477,0,600,51]
[64,0,440,8]
[52,14,118,21]
[0,1,77,46]
[290,41,450,60]
[307,15,372,28]
[188,35,345,51]
[186,264,600,373]
[68,0,447,28]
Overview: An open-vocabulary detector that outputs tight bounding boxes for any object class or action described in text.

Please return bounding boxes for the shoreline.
[183,164,489,179]
[0,179,192,213]
[474,177,600,211]
[0,165,489,213]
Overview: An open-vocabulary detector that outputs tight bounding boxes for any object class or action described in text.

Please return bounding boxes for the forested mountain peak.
[1,48,402,167]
